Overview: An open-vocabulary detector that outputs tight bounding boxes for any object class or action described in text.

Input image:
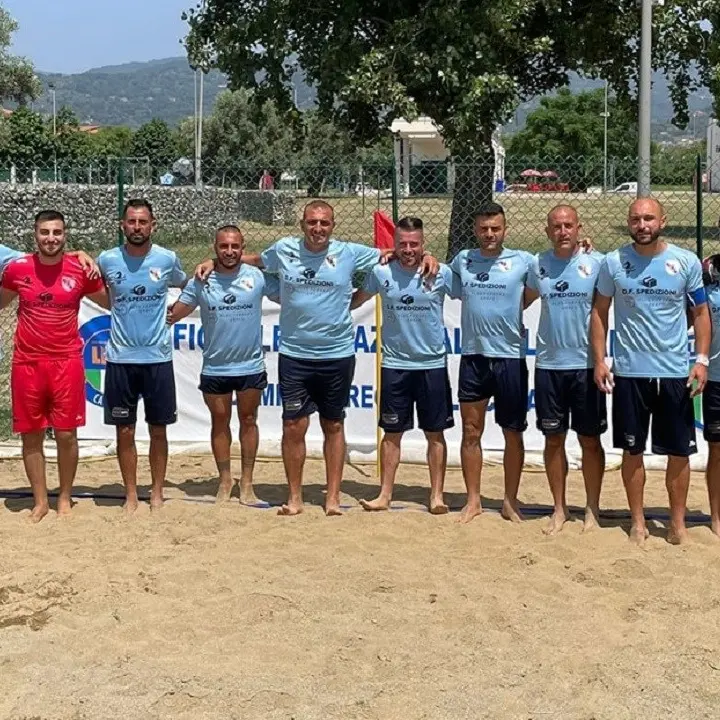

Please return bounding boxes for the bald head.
[545,204,582,255]
[627,197,666,247]
[214,225,244,270]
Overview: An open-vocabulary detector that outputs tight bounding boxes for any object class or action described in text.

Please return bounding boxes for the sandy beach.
[1,453,720,719]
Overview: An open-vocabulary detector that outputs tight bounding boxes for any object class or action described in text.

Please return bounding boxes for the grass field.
[150,190,720,271]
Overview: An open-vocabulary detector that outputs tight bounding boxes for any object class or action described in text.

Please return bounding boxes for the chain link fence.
[0,154,719,440]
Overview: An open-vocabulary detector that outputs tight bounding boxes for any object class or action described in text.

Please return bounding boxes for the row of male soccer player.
[3,197,718,546]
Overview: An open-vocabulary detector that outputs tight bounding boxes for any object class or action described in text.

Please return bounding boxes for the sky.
[5,0,193,74]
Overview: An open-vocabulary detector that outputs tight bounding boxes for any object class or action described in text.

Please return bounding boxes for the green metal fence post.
[117,157,126,247]
[696,154,703,260]
[391,155,399,223]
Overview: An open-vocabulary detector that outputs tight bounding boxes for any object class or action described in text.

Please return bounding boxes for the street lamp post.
[49,83,57,182]
[601,80,609,192]
[637,0,653,197]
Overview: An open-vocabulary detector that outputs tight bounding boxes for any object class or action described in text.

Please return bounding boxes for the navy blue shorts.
[380,367,454,433]
[104,361,177,426]
[535,368,608,437]
[278,354,355,421]
[612,376,697,456]
[458,354,528,431]
[199,371,268,395]
[702,380,720,443]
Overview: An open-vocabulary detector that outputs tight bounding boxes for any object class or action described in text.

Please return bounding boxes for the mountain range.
[28,56,714,135]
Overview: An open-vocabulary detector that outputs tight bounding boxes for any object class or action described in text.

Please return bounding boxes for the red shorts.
[11,357,86,434]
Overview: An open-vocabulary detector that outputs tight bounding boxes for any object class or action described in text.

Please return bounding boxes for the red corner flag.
[373,210,395,250]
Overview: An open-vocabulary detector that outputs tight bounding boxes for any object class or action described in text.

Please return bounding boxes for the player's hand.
[594,362,615,394]
[195,258,215,281]
[688,363,708,398]
[76,251,101,280]
[419,252,439,278]
[378,249,395,265]
[579,237,594,254]
[166,302,176,326]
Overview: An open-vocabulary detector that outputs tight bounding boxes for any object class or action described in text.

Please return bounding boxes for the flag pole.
[375,297,383,479]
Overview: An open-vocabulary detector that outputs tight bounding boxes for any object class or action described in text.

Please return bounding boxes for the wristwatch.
[696,353,710,367]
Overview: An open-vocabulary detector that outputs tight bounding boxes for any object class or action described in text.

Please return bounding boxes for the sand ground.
[1,453,720,719]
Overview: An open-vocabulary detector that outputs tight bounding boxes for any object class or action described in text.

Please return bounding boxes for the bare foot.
[501,498,524,523]
[239,483,260,506]
[543,507,568,536]
[215,480,233,504]
[360,497,390,512]
[150,490,164,511]
[56,494,73,518]
[429,496,449,515]
[324,502,343,517]
[457,500,482,524]
[583,506,600,533]
[629,523,649,547]
[278,500,304,516]
[28,503,49,524]
[667,524,690,545]
[123,497,139,515]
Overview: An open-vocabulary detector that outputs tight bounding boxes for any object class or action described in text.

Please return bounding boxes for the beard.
[630,228,662,245]
[125,233,150,246]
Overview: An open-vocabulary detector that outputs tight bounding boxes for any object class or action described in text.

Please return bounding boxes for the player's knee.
[503,428,524,448]
[283,417,308,440]
[53,429,77,445]
[578,434,601,452]
[148,424,167,440]
[424,430,446,446]
[239,412,257,429]
[545,433,566,450]
[319,417,343,435]
[461,420,482,444]
[116,424,135,443]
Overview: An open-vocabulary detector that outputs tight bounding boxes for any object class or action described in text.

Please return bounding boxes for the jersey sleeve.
[362,268,380,296]
[260,241,280,273]
[449,251,463,276]
[438,264,454,296]
[262,272,280,299]
[525,256,540,292]
[596,257,615,297]
[96,251,110,278]
[349,243,382,273]
[687,255,707,306]
[1,259,21,291]
[178,279,200,308]
[0,247,23,274]
[169,253,188,287]
[83,272,105,295]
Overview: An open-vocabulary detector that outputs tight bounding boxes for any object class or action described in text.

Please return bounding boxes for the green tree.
[185,0,713,258]
[87,126,135,158]
[131,119,177,180]
[297,110,353,194]
[652,142,705,187]
[0,106,53,173]
[506,89,638,160]
[201,90,297,186]
[0,7,40,105]
[53,106,91,167]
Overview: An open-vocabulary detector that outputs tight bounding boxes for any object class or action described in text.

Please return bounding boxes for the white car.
[610,181,638,194]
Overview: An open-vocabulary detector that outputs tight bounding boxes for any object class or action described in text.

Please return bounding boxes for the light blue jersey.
[449,247,533,358]
[527,250,604,370]
[596,243,705,378]
[261,237,380,359]
[179,266,278,376]
[363,263,453,370]
[0,245,24,360]
[98,244,187,364]
[706,281,720,382]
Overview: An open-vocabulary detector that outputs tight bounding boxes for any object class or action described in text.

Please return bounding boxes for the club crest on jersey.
[149,267,162,282]
[239,277,255,291]
[578,263,592,279]
[325,255,337,268]
[665,259,680,276]
[61,276,77,292]
[496,259,512,272]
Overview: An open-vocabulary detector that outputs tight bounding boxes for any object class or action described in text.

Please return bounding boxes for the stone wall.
[0,183,297,250]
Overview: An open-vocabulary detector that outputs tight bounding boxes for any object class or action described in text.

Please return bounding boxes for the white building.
[390,116,506,196]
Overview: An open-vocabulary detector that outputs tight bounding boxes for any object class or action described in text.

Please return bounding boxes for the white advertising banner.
[77,294,708,471]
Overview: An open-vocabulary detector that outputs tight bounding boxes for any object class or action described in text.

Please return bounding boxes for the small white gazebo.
[390,116,506,196]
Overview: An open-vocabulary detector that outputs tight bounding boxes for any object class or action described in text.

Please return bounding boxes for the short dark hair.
[34,210,65,227]
[303,200,334,219]
[396,216,424,231]
[472,202,505,220]
[123,198,154,219]
[215,225,243,239]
